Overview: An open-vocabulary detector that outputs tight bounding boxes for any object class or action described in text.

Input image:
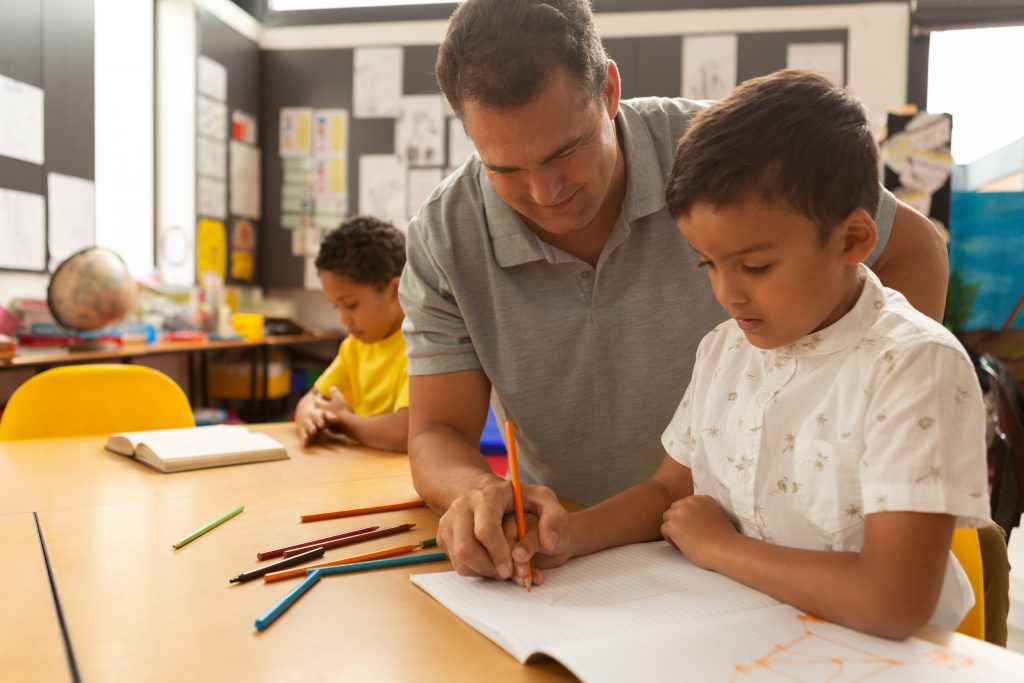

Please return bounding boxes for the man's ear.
[603,60,621,120]
[838,208,877,265]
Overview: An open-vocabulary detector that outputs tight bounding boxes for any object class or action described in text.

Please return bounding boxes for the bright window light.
[271,0,459,9]
[928,25,1024,165]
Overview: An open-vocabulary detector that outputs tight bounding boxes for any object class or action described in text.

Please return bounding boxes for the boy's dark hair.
[665,69,880,244]
[315,215,406,291]
[435,0,608,119]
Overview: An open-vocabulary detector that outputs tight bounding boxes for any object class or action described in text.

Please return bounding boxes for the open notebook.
[412,541,1011,682]
[105,425,288,473]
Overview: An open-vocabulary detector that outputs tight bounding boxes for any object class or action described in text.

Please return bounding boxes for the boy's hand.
[660,495,739,570]
[436,480,566,584]
[508,506,573,587]
[298,387,348,446]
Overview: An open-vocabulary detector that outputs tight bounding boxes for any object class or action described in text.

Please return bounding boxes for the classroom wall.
[257,2,907,291]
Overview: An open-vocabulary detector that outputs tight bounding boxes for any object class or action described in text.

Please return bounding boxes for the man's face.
[462,65,621,237]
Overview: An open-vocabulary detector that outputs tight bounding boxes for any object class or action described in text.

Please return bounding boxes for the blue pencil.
[254,569,322,632]
[314,551,448,577]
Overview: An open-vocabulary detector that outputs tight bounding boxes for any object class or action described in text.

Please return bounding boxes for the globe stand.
[67,336,120,353]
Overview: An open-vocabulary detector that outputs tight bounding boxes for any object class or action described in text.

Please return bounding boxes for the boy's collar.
[772,264,884,359]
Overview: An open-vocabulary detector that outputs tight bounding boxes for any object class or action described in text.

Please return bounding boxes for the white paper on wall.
[682,35,737,101]
[229,140,261,219]
[0,74,44,165]
[396,95,445,167]
[47,173,95,271]
[407,167,443,220]
[198,137,227,180]
[198,55,227,102]
[353,47,403,118]
[0,187,46,271]
[786,42,846,86]
[447,117,476,169]
[198,176,227,219]
[198,95,228,141]
[358,154,407,230]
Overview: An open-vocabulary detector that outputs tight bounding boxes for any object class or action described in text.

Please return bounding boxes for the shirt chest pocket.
[791,439,863,536]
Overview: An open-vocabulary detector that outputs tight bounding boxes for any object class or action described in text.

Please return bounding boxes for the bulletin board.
[259,29,848,289]
[196,7,263,286]
[0,0,95,274]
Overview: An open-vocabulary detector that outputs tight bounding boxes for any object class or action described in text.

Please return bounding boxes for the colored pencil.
[230,546,326,584]
[314,551,448,577]
[264,540,434,583]
[254,569,322,632]
[172,504,244,549]
[281,523,415,557]
[300,499,425,523]
[256,525,377,560]
[506,421,532,591]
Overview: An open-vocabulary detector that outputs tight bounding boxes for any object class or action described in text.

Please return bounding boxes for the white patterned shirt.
[662,265,991,629]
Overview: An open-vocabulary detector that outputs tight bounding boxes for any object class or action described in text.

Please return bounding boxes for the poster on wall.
[230,218,256,282]
[47,172,95,271]
[787,42,845,86]
[0,187,46,271]
[359,154,407,230]
[229,140,261,220]
[196,218,227,281]
[353,47,402,118]
[681,34,737,101]
[396,96,445,167]
[280,107,313,158]
[0,73,44,165]
[198,56,227,102]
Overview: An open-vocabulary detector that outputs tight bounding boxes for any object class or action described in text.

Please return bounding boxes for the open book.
[412,541,1012,682]
[105,425,288,473]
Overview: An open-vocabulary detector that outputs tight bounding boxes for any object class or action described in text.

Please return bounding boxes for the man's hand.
[660,495,740,570]
[437,479,567,584]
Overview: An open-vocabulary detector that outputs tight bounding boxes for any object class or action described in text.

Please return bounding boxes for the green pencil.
[172,504,244,549]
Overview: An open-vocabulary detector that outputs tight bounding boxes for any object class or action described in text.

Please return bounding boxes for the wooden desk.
[0,424,410,515]
[0,513,72,683]
[3,428,1022,682]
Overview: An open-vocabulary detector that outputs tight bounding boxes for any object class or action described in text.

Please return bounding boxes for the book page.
[135,432,287,472]
[412,541,779,660]
[105,425,250,456]
[413,542,1009,682]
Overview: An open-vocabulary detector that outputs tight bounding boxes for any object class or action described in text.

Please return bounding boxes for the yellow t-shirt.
[312,329,409,417]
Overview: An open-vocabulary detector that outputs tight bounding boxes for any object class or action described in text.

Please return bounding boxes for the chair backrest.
[951,528,985,641]
[0,364,194,440]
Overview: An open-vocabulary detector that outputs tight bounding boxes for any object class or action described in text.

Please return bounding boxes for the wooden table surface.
[1,424,575,682]
[0,513,72,683]
[3,425,1022,682]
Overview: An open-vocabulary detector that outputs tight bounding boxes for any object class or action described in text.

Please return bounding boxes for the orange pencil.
[300,500,426,523]
[264,543,422,583]
[506,421,532,592]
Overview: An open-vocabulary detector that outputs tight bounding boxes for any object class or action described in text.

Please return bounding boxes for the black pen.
[229,546,327,584]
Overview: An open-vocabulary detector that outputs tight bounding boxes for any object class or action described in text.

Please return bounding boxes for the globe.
[47,247,136,350]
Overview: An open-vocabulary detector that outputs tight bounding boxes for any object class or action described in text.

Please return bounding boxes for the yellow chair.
[0,364,194,440]
[951,528,986,641]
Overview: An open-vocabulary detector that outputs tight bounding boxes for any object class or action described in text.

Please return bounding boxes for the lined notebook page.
[412,541,1009,682]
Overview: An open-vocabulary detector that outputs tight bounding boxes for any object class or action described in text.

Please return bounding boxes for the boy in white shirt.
[513,69,991,639]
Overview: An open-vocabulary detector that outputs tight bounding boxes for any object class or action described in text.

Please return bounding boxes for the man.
[398,0,949,583]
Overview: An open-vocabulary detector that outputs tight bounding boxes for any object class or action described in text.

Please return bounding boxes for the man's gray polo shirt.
[399,96,895,506]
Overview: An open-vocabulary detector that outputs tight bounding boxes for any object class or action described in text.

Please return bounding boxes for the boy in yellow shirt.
[295,216,409,451]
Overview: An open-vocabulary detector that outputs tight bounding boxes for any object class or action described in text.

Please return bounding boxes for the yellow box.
[231,313,265,341]
[207,350,290,400]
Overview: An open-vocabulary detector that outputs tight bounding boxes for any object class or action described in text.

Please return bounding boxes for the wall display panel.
[0,0,94,274]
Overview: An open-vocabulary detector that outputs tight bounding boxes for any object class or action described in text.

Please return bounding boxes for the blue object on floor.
[480,406,506,455]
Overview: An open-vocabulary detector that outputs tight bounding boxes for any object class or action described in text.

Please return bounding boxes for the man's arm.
[409,369,568,581]
[872,200,949,322]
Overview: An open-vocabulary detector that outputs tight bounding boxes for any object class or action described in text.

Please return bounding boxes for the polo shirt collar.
[482,100,669,269]
[773,264,884,360]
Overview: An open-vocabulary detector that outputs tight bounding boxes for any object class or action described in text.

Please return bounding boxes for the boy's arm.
[663,502,955,640]
[329,407,409,453]
[872,201,949,322]
[513,455,694,582]
[294,389,327,446]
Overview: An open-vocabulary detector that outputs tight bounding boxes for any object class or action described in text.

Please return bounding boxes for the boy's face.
[319,272,404,344]
[676,198,876,350]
